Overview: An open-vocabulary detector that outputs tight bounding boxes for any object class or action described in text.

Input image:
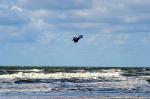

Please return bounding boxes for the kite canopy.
[72,35,83,43]
[79,35,83,38]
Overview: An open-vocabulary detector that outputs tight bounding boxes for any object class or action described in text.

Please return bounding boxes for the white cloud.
[0,0,150,48]
[11,6,23,12]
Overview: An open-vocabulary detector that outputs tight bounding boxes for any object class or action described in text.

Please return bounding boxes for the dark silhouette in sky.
[72,35,83,43]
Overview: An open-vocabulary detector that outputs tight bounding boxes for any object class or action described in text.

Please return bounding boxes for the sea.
[0,66,150,99]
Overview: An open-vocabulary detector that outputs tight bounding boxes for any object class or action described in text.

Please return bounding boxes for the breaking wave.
[0,67,150,96]
[0,69,124,80]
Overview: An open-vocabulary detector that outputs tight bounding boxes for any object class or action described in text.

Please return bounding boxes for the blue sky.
[0,0,150,66]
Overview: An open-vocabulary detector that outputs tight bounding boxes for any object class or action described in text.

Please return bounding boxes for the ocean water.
[0,66,150,97]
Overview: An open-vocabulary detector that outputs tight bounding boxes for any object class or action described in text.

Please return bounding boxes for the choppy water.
[0,67,150,97]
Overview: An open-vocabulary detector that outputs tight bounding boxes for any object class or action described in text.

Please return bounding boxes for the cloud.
[0,4,28,26]
[11,6,23,12]
[0,0,150,66]
[0,0,150,47]
[17,0,92,10]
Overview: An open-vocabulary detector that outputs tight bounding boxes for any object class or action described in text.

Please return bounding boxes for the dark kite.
[72,35,83,43]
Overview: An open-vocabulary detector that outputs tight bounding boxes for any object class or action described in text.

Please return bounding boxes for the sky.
[0,0,150,66]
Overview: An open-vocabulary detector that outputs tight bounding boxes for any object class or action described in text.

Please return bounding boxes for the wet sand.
[0,96,149,99]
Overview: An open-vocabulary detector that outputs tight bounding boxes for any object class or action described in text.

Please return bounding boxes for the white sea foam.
[96,78,149,90]
[0,69,125,80]
[17,69,43,72]
[0,77,149,93]
[0,83,51,93]
[0,69,150,94]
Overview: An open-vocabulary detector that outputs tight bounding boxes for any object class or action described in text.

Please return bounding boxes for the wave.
[0,69,125,80]
[0,76,150,94]
[0,68,150,95]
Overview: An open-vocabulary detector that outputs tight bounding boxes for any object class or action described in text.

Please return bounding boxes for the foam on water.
[0,69,125,80]
[17,69,43,72]
[0,68,150,96]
